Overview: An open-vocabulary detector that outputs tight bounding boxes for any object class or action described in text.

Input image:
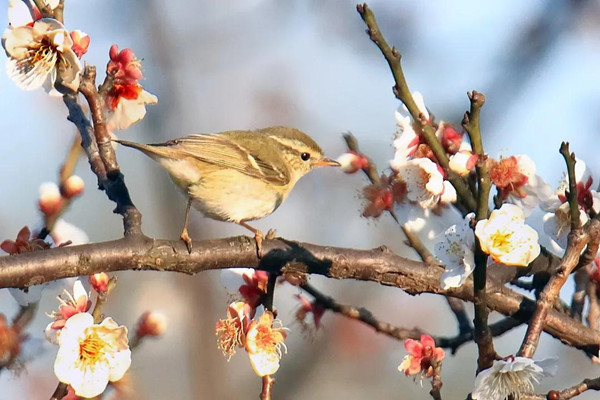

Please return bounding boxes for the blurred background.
[2,0,600,398]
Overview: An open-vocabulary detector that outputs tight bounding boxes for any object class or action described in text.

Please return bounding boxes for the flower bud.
[38,182,62,216]
[62,175,84,199]
[449,150,477,176]
[336,151,369,174]
[89,273,109,293]
[70,30,90,58]
[136,311,167,337]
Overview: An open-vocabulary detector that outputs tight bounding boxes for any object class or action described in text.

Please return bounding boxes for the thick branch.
[0,235,598,356]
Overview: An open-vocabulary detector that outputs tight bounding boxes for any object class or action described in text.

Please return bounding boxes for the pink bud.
[70,30,90,58]
[89,272,109,293]
[62,175,84,199]
[38,182,62,216]
[136,311,167,337]
[336,151,369,174]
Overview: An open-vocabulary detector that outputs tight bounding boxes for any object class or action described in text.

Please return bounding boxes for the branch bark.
[0,235,598,356]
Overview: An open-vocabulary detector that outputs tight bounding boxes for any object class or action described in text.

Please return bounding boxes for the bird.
[114,126,340,254]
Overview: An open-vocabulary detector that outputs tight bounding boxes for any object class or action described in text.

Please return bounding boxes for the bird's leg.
[237,221,268,257]
[180,197,193,253]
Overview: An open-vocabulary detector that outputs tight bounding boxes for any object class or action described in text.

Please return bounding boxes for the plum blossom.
[396,158,448,209]
[105,45,157,131]
[489,155,554,216]
[3,18,82,93]
[54,313,131,398]
[475,204,540,266]
[472,357,558,400]
[45,280,91,344]
[398,334,444,378]
[542,159,600,252]
[434,213,475,289]
[245,311,288,377]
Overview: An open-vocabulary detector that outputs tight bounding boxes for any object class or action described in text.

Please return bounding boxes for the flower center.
[490,231,513,252]
[78,330,107,366]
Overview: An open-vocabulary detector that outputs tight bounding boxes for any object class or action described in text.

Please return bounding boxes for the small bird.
[115,126,339,254]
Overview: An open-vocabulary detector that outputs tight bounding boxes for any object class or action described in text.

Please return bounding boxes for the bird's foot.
[254,230,264,258]
[265,229,277,240]
[180,229,193,254]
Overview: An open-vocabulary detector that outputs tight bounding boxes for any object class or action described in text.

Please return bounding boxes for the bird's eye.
[300,152,311,161]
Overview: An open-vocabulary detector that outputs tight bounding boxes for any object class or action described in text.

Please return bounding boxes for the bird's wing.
[161,134,290,186]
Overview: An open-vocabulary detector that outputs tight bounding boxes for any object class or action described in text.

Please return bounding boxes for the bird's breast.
[187,169,291,223]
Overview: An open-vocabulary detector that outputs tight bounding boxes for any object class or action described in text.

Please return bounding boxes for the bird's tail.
[113,139,175,160]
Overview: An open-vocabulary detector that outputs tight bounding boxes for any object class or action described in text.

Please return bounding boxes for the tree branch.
[0,235,598,356]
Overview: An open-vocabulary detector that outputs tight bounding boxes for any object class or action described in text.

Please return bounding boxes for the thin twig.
[355,3,476,212]
[301,283,421,341]
[520,375,600,399]
[518,144,593,358]
[570,268,588,321]
[70,67,143,237]
[462,91,497,371]
[91,277,117,323]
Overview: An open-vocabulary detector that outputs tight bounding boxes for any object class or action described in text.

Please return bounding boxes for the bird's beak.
[313,157,340,167]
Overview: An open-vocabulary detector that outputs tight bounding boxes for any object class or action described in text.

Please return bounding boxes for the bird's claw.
[180,229,193,254]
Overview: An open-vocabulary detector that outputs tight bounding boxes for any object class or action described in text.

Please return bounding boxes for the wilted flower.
[434,213,475,289]
[245,311,288,377]
[3,18,82,93]
[216,302,253,360]
[54,313,131,398]
[471,357,558,400]
[294,294,325,335]
[398,334,444,378]
[475,203,540,266]
[362,174,406,218]
[0,314,21,369]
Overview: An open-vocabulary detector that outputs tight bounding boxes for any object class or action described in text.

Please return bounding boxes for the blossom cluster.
[46,280,132,398]
[217,268,289,377]
[2,0,157,131]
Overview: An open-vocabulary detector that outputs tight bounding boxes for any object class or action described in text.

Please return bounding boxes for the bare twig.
[462,91,497,370]
[570,268,588,321]
[520,375,600,399]
[65,67,143,237]
[355,3,476,212]
[301,283,421,341]
[518,144,594,358]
